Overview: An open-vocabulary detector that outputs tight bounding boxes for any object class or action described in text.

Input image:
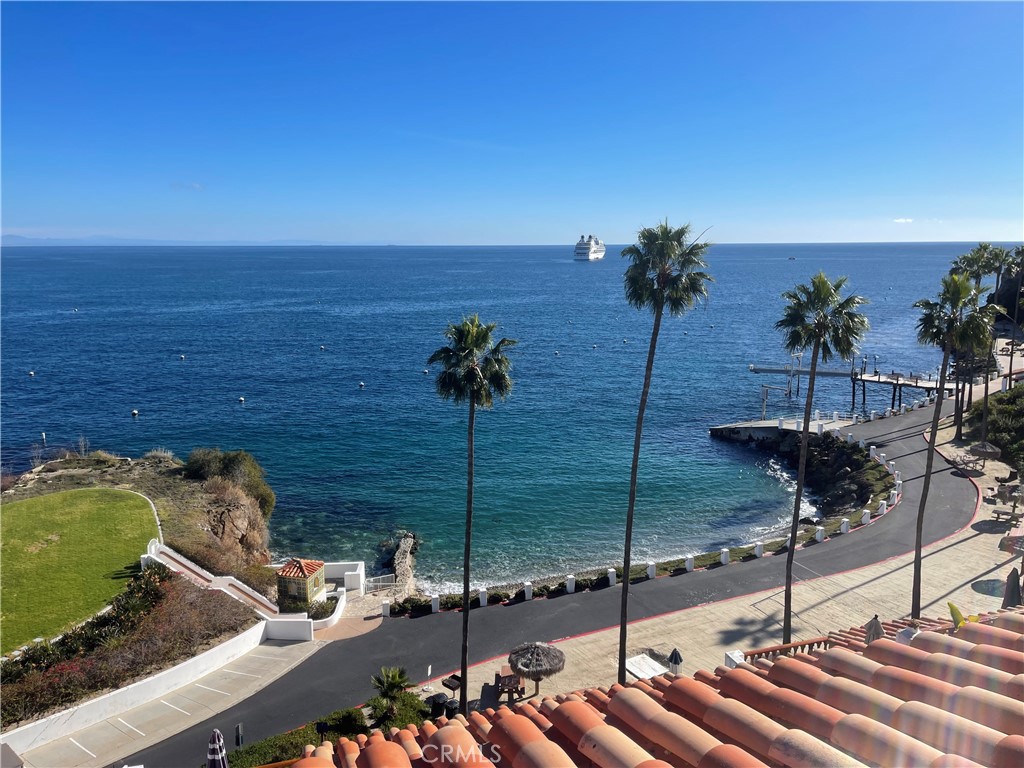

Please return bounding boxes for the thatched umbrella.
[1002,567,1023,609]
[968,441,1002,468]
[508,641,565,697]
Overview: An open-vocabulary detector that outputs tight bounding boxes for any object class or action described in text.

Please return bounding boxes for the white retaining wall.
[0,622,267,755]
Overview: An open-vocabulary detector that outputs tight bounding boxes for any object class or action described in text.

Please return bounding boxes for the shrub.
[144,447,177,461]
[0,471,20,491]
[1,567,256,727]
[367,690,428,731]
[185,448,276,519]
[213,708,368,768]
[278,597,338,620]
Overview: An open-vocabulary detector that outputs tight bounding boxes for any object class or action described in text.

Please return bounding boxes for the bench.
[953,455,984,472]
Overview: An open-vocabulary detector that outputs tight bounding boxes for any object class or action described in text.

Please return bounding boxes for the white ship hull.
[574,236,606,261]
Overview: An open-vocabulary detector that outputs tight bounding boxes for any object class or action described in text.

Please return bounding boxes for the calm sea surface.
[1,243,972,590]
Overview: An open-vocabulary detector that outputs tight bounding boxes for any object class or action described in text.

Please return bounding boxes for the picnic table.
[952,454,985,472]
[494,665,525,702]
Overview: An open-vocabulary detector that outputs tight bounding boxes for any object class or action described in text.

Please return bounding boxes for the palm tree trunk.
[982,336,994,444]
[912,346,950,618]
[618,304,663,685]
[1010,270,1022,382]
[460,399,475,715]
[783,339,820,644]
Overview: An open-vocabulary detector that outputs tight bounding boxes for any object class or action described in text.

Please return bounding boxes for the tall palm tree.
[1008,246,1024,381]
[427,315,515,715]
[775,273,868,644]
[981,246,1013,442]
[912,274,999,618]
[950,245,992,428]
[617,220,712,685]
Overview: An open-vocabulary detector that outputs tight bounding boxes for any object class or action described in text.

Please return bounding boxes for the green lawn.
[1,489,159,654]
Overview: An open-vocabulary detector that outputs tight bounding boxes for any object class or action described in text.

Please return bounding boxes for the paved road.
[126,402,973,767]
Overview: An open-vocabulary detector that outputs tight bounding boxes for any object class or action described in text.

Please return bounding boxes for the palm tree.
[1008,246,1024,381]
[912,274,999,617]
[617,220,712,685]
[775,273,868,644]
[427,315,515,714]
[370,666,412,724]
[950,245,992,429]
[981,246,1013,442]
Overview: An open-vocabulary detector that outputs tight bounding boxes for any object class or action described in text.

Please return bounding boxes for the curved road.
[128,402,974,767]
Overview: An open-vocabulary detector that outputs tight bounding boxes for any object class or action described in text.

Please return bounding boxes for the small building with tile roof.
[276,557,326,604]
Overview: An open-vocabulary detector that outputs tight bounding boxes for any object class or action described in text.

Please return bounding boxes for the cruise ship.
[574,234,606,261]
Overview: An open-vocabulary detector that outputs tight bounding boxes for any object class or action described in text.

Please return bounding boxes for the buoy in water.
[320,345,325,350]
[554,351,560,356]
[423,369,429,374]
[73,308,79,312]
[28,371,35,376]
[239,396,245,402]
[359,382,365,389]
[179,354,185,360]
[623,338,627,343]
[592,344,597,349]
[131,409,139,417]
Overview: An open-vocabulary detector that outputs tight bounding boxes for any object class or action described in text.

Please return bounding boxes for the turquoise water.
[1,243,969,590]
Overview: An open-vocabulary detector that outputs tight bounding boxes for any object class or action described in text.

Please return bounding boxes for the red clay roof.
[265,606,1024,768]
[277,558,325,579]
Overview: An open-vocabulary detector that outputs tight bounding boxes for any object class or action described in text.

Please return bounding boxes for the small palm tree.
[371,666,412,724]
[913,274,1000,617]
[981,246,1014,442]
[427,315,515,714]
[775,273,868,644]
[1008,246,1024,380]
[617,220,712,685]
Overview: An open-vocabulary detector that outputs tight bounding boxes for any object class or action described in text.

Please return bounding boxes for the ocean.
[0,242,972,591]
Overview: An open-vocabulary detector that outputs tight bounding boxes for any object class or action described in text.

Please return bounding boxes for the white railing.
[365,574,397,594]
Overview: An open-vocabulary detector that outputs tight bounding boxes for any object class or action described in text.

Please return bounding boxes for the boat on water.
[574,234,606,261]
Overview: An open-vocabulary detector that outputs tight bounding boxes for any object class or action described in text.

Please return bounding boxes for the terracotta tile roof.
[277,558,325,579]
[265,606,1024,768]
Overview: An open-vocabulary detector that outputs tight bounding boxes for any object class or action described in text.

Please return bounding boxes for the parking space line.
[195,683,230,696]
[245,653,280,661]
[69,738,96,758]
[117,717,145,736]
[160,699,191,716]
[223,669,260,677]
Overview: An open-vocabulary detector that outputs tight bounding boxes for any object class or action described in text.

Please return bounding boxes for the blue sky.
[2,1,1022,245]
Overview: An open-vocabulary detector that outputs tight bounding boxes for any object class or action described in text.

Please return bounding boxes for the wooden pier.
[748,363,951,411]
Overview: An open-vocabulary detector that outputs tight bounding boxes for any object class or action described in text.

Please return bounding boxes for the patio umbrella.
[1002,567,1023,609]
[207,728,228,768]
[509,641,566,697]
[969,442,1002,467]
[863,615,884,644]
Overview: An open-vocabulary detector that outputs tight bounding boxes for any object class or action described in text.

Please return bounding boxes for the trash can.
[426,693,448,719]
[444,699,460,719]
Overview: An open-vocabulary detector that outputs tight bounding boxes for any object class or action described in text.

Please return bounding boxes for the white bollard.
[720,548,730,565]
[431,595,440,613]
[685,556,695,572]
[833,411,839,422]
[382,599,391,618]
[878,500,888,516]
[895,480,902,494]
[524,581,533,601]
[566,575,575,594]
[862,508,872,525]
[859,439,866,449]
[815,410,821,422]
[778,417,785,430]
[847,433,855,444]
[647,562,656,579]
[840,518,850,534]
[754,542,764,558]
[871,410,877,421]
[900,405,907,415]
[888,490,898,506]
[888,460,896,475]
[797,420,803,431]
[870,445,877,459]
[817,422,824,435]
[815,526,825,542]
[607,568,616,587]
[878,453,886,465]
[894,470,902,483]
[478,587,487,606]
[832,428,841,438]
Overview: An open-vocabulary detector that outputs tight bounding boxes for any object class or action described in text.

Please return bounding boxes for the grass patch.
[1,489,158,653]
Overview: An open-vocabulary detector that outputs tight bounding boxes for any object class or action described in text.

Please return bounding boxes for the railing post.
[862,507,871,525]
[720,548,730,566]
[431,595,440,613]
[478,587,487,607]
[647,562,656,579]
[524,581,533,601]
[840,518,850,534]
[878,500,888,515]
[685,556,695,572]
[607,568,616,587]
[870,445,877,458]
[754,542,764,558]
[382,599,390,619]
[815,526,825,542]
[566,575,575,594]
